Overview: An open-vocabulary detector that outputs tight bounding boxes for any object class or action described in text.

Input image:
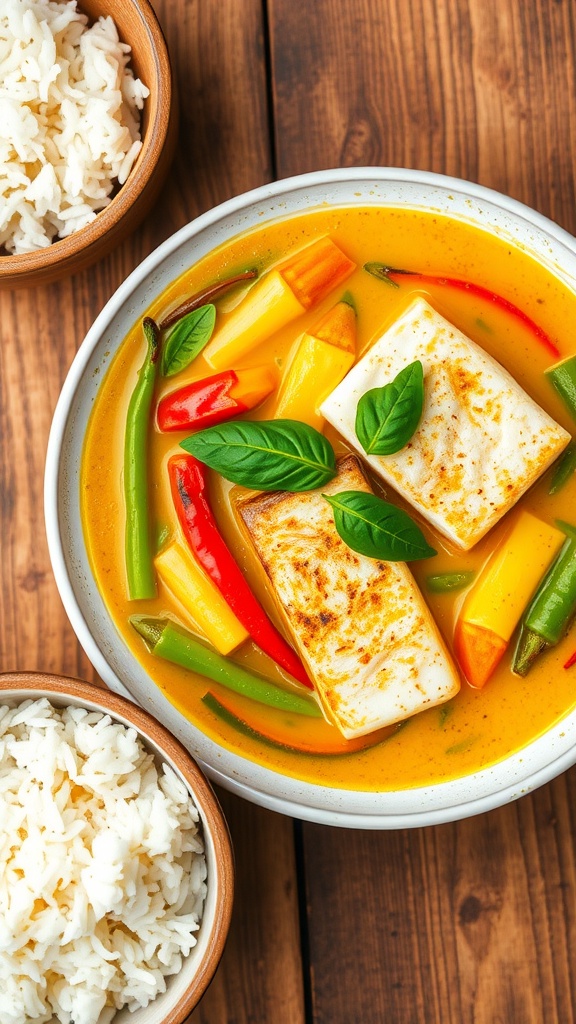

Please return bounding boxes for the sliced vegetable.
[426,571,475,593]
[355,360,424,456]
[181,418,337,492]
[364,262,560,357]
[323,490,436,561]
[548,442,576,495]
[545,355,576,422]
[513,524,576,676]
[274,299,357,428]
[124,318,160,601]
[158,366,276,432]
[161,304,216,377]
[564,649,576,670]
[455,511,565,687]
[168,454,312,687]
[130,616,319,715]
[201,690,384,756]
[205,237,355,369]
[154,539,248,655]
[160,269,258,330]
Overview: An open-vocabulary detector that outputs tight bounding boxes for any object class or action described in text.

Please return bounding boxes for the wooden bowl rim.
[0,0,172,280]
[0,671,234,1022]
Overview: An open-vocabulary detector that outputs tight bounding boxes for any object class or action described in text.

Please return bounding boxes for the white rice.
[0,0,150,254]
[0,698,207,1024]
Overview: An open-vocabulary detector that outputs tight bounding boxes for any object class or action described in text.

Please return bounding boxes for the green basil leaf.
[181,419,337,491]
[161,303,216,377]
[355,360,424,456]
[324,490,436,561]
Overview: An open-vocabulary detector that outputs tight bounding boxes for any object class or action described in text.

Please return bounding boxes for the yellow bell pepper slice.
[155,540,249,655]
[205,237,355,370]
[274,300,357,429]
[454,511,565,688]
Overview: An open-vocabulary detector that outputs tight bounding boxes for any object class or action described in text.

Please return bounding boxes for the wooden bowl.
[0,0,177,289]
[0,672,234,1023]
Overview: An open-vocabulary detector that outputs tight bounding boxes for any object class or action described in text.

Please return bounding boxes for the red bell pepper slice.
[158,366,275,432]
[168,454,313,689]
[365,263,560,357]
[564,648,576,670]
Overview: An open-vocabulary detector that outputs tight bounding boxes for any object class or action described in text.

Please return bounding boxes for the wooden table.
[2,1,576,1020]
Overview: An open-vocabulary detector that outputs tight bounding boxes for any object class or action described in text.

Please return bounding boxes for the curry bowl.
[45,168,576,828]
[0,672,233,1023]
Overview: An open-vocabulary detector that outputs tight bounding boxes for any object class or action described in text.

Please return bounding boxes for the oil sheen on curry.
[81,205,576,791]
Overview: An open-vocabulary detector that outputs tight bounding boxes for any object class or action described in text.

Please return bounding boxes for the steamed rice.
[0,698,207,1024]
[0,0,149,254]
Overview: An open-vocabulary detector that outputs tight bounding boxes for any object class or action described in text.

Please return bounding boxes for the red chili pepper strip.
[370,264,560,357]
[158,366,276,432]
[564,649,576,669]
[168,454,313,688]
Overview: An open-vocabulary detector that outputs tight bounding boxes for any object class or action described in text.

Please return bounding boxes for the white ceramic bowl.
[0,673,234,1023]
[45,167,576,829]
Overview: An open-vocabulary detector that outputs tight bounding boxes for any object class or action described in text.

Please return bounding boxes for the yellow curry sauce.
[81,206,576,790]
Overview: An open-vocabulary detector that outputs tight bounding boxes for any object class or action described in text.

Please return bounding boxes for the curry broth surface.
[81,206,576,790]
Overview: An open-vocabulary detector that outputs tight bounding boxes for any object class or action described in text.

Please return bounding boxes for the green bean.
[548,442,576,495]
[545,355,576,423]
[124,318,160,600]
[512,526,576,675]
[130,615,321,717]
[426,571,475,593]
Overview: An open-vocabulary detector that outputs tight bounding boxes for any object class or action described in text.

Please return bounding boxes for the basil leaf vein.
[161,303,216,377]
[324,490,436,561]
[355,359,424,456]
[181,419,337,491]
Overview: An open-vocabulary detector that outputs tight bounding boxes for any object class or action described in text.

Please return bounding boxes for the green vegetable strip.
[524,535,576,643]
[548,442,576,495]
[426,571,475,593]
[513,529,576,675]
[545,355,576,422]
[130,616,321,717]
[124,318,160,601]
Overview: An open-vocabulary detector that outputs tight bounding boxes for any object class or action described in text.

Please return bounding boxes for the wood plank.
[268,0,576,1020]
[190,791,305,1024]
[0,3,303,1023]
[300,774,576,1023]
[269,0,576,232]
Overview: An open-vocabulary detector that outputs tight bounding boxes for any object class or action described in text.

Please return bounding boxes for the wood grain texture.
[267,1,576,1021]
[300,776,576,1024]
[269,0,576,230]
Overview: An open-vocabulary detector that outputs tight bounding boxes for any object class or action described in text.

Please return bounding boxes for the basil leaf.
[355,360,424,456]
[181,419,337,491]
[161,303,216,377]
[324,490,436,561]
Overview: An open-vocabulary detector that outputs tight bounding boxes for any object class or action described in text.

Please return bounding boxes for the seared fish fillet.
[320,298,570,550]
[239,455,460,739]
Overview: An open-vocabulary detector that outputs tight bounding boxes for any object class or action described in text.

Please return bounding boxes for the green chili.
[130,615,321,717]
[124,318,160,600]
[426,571,475,593]
[548,442,576,495]
[512,525,576,675]
[545,355,576,422]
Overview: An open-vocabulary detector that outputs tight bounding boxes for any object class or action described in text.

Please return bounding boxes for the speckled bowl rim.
[45,167,576,828]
